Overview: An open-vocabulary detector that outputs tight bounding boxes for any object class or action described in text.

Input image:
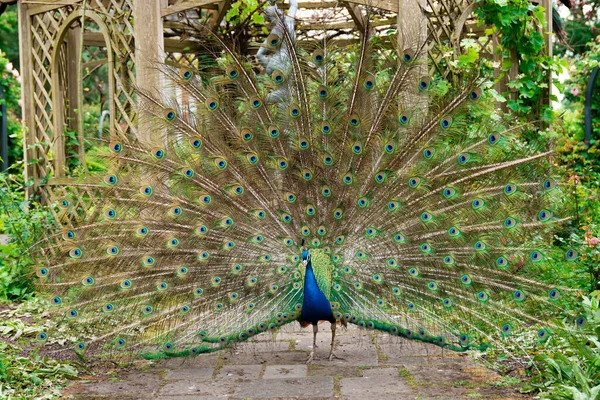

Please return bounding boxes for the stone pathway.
[65,324,531,399]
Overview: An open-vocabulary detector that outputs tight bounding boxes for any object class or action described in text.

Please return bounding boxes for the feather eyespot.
[153,148,165,159]
[472,198,485,209]
[469,88,481,101]
[364,77,375,90]
[110,142,122,153]
[504,184,517,195]
[440,117,453,129]
[190,138,202,148]
[313,49,324,64]
[225,66,239,80]
[409,177,421,188]
[104,175,118,185]
[318,85,328,98]
[180,68,193,81]
[496,256,508,268]
[542,179,556,191]
[272,70,285,83]
[321,121,331,134]
[385,141,395,153]
[403,49,414,63]
[261,126,277,139]
[321,185,331,197]
[163,109,176,121]
[565,249,578,261]
[267,33,280,48]
[419,76,430,90]
[206,98,219,111]
[357,196,369,208]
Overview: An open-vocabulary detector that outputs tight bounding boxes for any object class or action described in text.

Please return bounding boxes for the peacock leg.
[306,324,318,363]
[327,322,343,361]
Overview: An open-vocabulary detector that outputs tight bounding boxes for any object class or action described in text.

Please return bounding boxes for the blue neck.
[301,261,334,324]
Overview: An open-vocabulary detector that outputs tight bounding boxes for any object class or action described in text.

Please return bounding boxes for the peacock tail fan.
[34,8,581,363]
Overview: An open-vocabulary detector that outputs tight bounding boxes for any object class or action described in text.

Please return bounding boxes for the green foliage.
[0,5,19,68]
[475,0,563,117]
[0,175,54,302]
[0,299,79,399]
[0,48,23,168]
[523,293,600,399]
[225,0,268,33]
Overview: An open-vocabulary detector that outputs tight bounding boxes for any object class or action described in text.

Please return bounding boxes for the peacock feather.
[35,5,580,363]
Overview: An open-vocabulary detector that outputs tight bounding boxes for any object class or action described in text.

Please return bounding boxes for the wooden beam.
[208,0,231,31]
[161,0,220,16]
[346,0,397,12]
[299,18,394,31]
[343,2,366,32]
[24,0,80,15]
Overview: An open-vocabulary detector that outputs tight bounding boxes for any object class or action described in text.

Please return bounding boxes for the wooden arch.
[51,8,115,178]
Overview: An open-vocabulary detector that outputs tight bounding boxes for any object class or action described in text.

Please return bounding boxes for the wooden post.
[542,0,553,118]
[133,0,165,144]
[66,25,87,170]
[66,27,81,134]
[397,0,426,54]
[17,2,35,195]
[397,0,427,111]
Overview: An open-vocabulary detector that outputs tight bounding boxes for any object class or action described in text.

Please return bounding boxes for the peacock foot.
[306,350,318,363]
[327,352,344,361]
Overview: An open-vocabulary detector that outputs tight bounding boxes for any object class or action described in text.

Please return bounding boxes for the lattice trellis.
[16,0,552,224]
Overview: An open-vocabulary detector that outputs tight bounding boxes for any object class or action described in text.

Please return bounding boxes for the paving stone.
[157,379,233,398]
[311,342,378,367]
[222,350,308,365]
[293,331,372,351]
[377,337,447,360]
[217,364,263,381]
[156,354,221,369]
[69,372,161,397]
[307,364,361,378]
[406,359,479,384]
[417,385,468,398]
[263,364,308,379]
[164,368,214,381]
[340,367,416,399]
[232,340,291,353]
[232,376,334,399]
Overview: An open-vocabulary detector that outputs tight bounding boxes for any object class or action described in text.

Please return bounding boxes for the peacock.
[35,2,583,364]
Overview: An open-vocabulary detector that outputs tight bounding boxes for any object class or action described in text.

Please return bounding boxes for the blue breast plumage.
[301,260,335,324]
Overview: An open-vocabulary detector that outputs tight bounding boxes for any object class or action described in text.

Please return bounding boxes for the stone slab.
[263,364,308,379]
[311,343,378,367]
[70,372,161,397]
[157,379,233,398]
[232,376,334,399]
[156,354,221,369]
[340,367,416,399]
[165,368,214,381]
[222,350,308,365]
[217,364,263,381]
[307,364,361,377]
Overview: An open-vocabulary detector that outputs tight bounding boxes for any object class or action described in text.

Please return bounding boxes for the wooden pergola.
[11,0,553,206]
